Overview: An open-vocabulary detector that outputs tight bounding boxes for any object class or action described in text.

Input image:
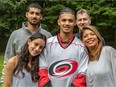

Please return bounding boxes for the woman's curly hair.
[14,32,46,82]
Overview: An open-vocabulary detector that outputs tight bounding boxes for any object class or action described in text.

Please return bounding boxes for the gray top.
[12,69,38,87]
[86,46,116,87]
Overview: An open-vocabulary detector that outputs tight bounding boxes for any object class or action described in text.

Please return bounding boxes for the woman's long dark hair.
[14,32,46,82]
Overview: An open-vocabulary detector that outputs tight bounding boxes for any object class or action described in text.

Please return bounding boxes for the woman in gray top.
[3,32,46,87]
[80,25,116,87]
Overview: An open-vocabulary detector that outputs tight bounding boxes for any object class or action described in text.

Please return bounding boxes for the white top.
[86,46,116,87]
[12,69,38,87]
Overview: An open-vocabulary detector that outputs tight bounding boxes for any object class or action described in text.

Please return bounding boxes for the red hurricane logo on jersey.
[49,59,78,78]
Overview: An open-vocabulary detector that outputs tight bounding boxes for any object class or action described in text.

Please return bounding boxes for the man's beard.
[29,21,39,26]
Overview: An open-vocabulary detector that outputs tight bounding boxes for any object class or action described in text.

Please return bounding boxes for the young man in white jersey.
[39,8,88,87]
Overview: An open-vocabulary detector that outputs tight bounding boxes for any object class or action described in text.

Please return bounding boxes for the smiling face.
[58,13,76,34]
[26,7,42,26]
[28,38,45,57]
[76,13,91,31]
[82,29,98,50]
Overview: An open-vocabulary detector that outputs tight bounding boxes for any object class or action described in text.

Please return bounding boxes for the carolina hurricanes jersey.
[39,34,88,87]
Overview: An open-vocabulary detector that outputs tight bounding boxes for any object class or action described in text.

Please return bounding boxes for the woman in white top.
[80,25,116,87]
[3,32,46,87]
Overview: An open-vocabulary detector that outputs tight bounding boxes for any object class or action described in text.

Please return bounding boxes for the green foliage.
[0,0,116,53]
[0,0,27,53]
[42,4,66,35]
[0,55,4,86]
[43,0,116,48]
[0,0,27,33]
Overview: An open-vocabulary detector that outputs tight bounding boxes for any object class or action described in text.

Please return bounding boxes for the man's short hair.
[27,3,43,14]
[76,9,90,17]
[59,8,75,16]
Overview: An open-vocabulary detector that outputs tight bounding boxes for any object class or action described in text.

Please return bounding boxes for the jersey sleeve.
[38,47,51,87]
[72,46,88,87]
